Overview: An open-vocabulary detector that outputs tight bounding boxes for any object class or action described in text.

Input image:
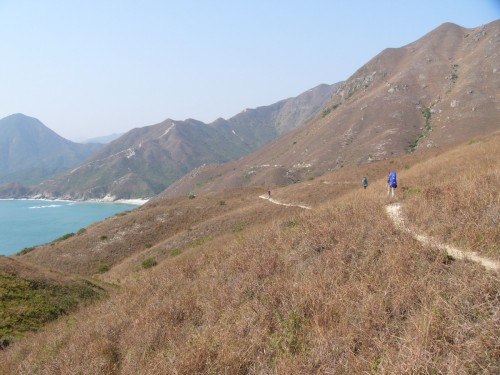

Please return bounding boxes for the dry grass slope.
[1,132,499,374]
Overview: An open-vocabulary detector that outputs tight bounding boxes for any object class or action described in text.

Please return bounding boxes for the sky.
[0,1,499,141]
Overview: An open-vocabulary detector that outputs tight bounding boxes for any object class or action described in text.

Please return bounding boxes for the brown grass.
[1,133,499,374]
[402,134,500,260]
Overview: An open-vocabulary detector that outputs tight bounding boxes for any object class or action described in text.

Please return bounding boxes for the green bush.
[170,248,182,257]
[232,223,245,233]
[97,263,109,274]
[0,272,104,338]
[190,236,212,248]
[53,233,75,242]
[141,257,157,269]
[16,247,35,256]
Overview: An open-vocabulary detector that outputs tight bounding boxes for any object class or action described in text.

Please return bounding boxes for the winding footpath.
[259,194,498,271]
[259,195,312,210]
[386,203,499,272]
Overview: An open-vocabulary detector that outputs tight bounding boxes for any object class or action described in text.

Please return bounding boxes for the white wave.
[28,204,63,209]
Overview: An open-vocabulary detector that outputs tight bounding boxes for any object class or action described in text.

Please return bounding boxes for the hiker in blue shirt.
[387,171,397,197]
[362,176,368,190]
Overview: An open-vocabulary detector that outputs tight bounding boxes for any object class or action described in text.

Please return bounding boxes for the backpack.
[389,171,397,188]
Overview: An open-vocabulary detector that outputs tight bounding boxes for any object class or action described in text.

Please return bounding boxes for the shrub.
[141,257,157,269]
[100,235,107,240]
[272,310,305,355]
[188,193,196,199]
[144,243,153,249]
[218,200,226,206]
[97,263,109,273]
[232,223,245,233]
[190,236,212,248]
[170,248,182,257]
[402,186,421,196]
[0,272,104,338]
[17,247,35,256]
[53,233,75,242]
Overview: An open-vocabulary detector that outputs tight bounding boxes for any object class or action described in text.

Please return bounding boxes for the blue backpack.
[389,171,397,188]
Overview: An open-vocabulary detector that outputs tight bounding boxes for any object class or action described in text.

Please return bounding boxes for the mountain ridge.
[159,20,500,198]
[2,83,340,199]
[0,114,102,185]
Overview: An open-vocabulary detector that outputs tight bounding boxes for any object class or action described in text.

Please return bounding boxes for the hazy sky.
[1,1,499,140]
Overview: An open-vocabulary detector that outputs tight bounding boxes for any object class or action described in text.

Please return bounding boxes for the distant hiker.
[387,171,397,197]
[268,190,271,199]
[361,176,368,190]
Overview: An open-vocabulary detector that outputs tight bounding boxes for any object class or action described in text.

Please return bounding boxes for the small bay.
[0,199,137,255]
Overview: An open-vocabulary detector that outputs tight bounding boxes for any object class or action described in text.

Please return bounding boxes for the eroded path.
[386,203,499,271]
[258,195,312,210]
[259,194,498,271]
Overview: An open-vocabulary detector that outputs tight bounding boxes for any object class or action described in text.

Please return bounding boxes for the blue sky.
[1,0,498,140]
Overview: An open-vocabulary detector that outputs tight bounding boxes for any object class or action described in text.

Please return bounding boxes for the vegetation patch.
[190,236,212,248]
[322,103,341,117]
[0,272,104,339]
[53,232,75,243]
[97,263,110,274]
[272,310,306,355]
[231,223,245,233]
[170,248,182,257]
[408,106,432,152]
[16,247,35,256]
[402,186,421,196]
[141,257,157,269]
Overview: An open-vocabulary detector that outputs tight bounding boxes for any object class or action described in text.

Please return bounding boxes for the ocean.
[0,199,138,255]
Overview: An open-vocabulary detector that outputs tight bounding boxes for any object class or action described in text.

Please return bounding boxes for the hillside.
[2,130,498,373]
[0,114,102,185]
[15,83,340,200]
[161,20,500,198]
[0,256,105,341]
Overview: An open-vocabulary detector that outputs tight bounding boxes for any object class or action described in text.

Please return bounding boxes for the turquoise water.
[0,200,137,255]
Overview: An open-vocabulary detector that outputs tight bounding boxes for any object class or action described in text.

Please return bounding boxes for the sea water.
[0,199,137,255]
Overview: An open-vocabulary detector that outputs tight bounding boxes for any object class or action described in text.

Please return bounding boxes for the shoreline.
[0,197,149,206]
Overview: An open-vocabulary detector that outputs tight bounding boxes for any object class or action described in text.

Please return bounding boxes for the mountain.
[0,114,103,185]
[20,83,340,200]
[77,133,124,144]
[160,20,500,198]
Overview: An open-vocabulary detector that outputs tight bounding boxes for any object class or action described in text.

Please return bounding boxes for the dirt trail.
[386,203,499,272]
[259,193,497,271]
[258,195,312,210]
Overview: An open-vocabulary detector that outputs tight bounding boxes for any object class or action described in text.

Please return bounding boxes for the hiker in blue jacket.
[362,176,368,190]
[387,171,397,197]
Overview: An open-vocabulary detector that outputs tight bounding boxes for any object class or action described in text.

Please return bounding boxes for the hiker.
[387,171,397,197]
[361,176,368,190]
[268,190,271,199]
